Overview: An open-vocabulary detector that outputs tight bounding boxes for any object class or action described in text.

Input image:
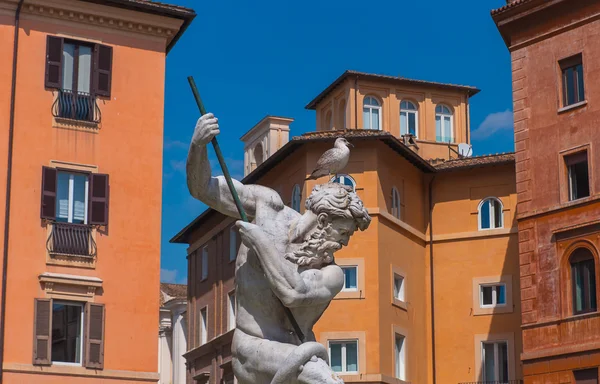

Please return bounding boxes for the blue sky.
[160,0,514,284]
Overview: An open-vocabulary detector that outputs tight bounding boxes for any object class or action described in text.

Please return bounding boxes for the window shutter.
[93,44,112,97]
[84,302,105,369]
[89,173,109,225]
[32,298,52,365]
[40,167,57,220]
[45,36,63,89]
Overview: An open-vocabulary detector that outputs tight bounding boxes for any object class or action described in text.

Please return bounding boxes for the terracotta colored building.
[0,0,193,382]
[494,0,600,383]
[172,71,523,384]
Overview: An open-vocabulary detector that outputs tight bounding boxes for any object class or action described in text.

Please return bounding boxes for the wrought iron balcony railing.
[459,381,523,384]
[52,89,101,123]
[46,222,97,258]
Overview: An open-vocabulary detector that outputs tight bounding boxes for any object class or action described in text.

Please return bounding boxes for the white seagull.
[306,138,353,180]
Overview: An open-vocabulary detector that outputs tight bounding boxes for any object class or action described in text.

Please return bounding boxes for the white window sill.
[558,100,587,114]
[51,361,82,366]
[341,288,358,292]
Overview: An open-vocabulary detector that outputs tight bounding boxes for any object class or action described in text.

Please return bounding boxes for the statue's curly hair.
[305,183,371,231]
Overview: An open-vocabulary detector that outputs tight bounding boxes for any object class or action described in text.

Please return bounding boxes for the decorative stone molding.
[39,272,102,302]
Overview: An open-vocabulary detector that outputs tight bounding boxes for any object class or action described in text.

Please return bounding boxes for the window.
[571,248,597,315]
[363,96,381,130]
[51,302,83,364]
[561,54,585,107]
[481,341,509,382]
[56,172,89,225]
[201,247,209,280]
[291,184,302,213]
[395,334,406,380]
[329,340,358,373]
[391,187,401,219]
[478,197,503,230]
[400,100,418,137]
[566,152,590,201]
[33,299,105,368]
[341,266,358,291]
[574,368,599,384]
[435,104,453,143]
[228,292,236,331]
[480,284,506,308]
[325,110,333,130]
[45,36,112,123]
[229,227,237,262]
[394,273,405,302]
[331,174,356,191]
[200,307,208,345]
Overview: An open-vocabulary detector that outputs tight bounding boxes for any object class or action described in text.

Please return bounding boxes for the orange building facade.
[173,72,523,384]
[494,0,600,383]
[0,0,193,382]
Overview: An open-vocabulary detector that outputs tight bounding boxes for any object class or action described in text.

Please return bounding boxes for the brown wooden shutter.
[89,173,109,225]
[41,167,57,220]
[32,298,52,365]
[84,302,105,369]
[45,36,63,89]
[93,44,112,97]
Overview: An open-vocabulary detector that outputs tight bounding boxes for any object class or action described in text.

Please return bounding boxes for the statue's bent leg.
[232,330,344,384]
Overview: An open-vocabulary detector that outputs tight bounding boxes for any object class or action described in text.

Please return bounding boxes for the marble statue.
[187,113,372,383]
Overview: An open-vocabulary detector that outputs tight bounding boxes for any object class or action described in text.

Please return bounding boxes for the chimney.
[240,116,293,176]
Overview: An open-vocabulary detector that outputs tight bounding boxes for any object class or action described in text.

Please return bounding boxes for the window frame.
[400,100,418,137]
[51,300,85,366]
[55,170,90,225]
[227,291,236,331]
[478,197,504,231]
[479,283,507,308]
[393,273,405,302]
[435,104,453,143]
[328,339,359,374]
[362,96,382,130]
[291,184,302,213]
[341,266,358,292]
[391,187,401,220]
[61,39,94,94]
[200,307,208,345]
[394,333,406,380]
[565,151,590,201]
[481,340,509,382]
[331,174,356,192]
[570,248,598,315]
[560,54,585,108]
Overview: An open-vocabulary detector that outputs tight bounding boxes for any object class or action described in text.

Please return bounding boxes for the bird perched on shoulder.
[306,138,353,180]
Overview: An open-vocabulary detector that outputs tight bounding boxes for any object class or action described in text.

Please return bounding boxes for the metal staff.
[187,76,305,343]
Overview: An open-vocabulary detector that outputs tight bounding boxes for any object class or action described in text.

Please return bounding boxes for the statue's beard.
[284,225,342,269]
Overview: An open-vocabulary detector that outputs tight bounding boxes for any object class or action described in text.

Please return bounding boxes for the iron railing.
[46,222,97,257]
[52,89,101,123]
[459,381,523,384]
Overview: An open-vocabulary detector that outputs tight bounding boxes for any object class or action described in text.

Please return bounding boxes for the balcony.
[52,89,101,124]
[46,222,97,258]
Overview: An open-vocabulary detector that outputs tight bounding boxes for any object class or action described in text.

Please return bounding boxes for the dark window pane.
[497,285,506,304]
[330,344,342,372]
[345,342,358,372]
[493,200,502,228]
[571,250,597,315]
[499,342,509,382]
[480,200,491,229]
[567,155,589,201]
[51,303,82,363]
[408,113,416,135]
[577,64,585,103]
[482,286,493,305]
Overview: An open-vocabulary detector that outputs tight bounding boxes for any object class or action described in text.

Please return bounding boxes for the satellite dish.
[458,143,472,158]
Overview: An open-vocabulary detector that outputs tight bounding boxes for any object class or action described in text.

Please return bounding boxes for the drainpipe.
[428,175,437,384]
[0,0,25,378]
[466,95,471,144]
[354,75,358,129]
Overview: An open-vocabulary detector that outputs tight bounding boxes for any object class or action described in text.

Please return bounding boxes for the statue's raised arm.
[186,113,282,219]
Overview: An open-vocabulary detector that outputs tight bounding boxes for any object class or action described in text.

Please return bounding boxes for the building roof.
[82,0,196,52]
[433,152,515,171]
[160,282,187,306]
[305,70,480,110]
[491,0,534,16]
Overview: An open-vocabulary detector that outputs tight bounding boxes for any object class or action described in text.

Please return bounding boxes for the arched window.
[254,143,264,167]
[325,110,333,130]
[338,99,346,129]
[478,197,503,230]
[570,248,597,315]
[400,101,418,137]
[363,96,381,130]
[435,104,453,143]
[391,187,401,219]
[331,174,356,191]
[291,184,301,212]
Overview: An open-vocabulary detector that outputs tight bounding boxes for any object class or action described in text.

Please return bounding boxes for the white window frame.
[57,171,89,224]
[391,187,401,219]
[331,174,356,192]
[395,334,406,380]
[201,247,208,280]
[435,104,453,143]
[200,307,208,345]
[229,227,237,262]
[363,96,382,130]
[51,301,85,366]
[228,291,236,331]
[328,340,359,374]
[481,340,509,382]
[479,283,507,308]
[291,184,301,213]
[341,266,358,292]
[478,197,504,230]
[393,273,405,302]
[400,100,418,137]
